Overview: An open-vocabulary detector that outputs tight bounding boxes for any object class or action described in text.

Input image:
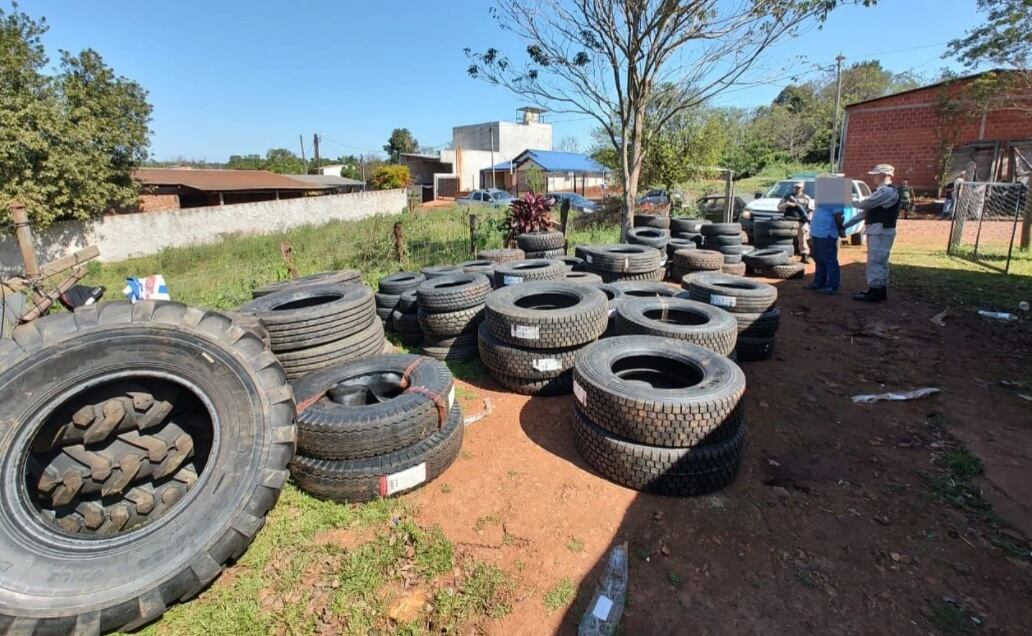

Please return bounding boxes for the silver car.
[457,189,515,208]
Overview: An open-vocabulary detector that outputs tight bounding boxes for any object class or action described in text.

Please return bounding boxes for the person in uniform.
[898,178,914,219]
[845,164,900,302]
[777,181,813,264]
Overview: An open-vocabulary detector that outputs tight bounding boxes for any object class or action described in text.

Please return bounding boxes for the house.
[133,168,341,211]
[838,70,1032,192]
[480,149,609,196]
[287,174,365,193]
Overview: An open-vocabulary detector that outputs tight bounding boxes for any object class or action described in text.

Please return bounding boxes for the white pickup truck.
[740,175,871,245]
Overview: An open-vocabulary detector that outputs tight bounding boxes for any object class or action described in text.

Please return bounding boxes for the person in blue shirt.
[803,187,847,294]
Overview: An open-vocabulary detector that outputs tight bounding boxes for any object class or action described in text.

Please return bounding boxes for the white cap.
[867,164,895,176]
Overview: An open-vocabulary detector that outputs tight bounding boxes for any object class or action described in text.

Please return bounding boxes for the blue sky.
[27,0,985,162]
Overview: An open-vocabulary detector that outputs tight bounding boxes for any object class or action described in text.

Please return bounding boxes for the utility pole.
[829,53,846,169]
[489,125,496,189]
[312,133,321,170]
[298,134,307,164]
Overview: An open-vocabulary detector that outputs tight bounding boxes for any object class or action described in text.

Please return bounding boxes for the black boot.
[800,254,811,264]
[853,287,885,302]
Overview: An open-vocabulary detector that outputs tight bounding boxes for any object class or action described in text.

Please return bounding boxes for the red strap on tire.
[406,385,449,428]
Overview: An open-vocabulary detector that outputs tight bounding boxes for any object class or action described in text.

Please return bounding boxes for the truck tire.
[291,403,463,502]
[670,218,709,234]
[0,301,295,633]
[517,231,565,252]
[378,271,426,295]
[742,248,789,269]
[673,249,723,272]
[416,274,491,313]
[459,259,495,275]
[614,298,738,356]
[582,244,662,274]
[556,255,585,271]
[277,321,386,379]
[756,263,806,280]
[489,369,573,396]
[595,268,665,283]
[702,234,742,247]
[477,323,580,379]
[252,270,362,299]
[721,262,747,276]
[397,290,419,313]
[293,354,452,460]
[479,248,525,263]
[666,239,696,259]
[633,214,670,229]
[420,265,463,280]
[609,281,682,299]
[485,281,607,349]
[735,335,776,361]
[572,335,745,447]
[627,227,671,250]
[240,283,374,331]
[417,305,484,338]
[525,248,567,259]
[684,272,777,313]
[734,308,781,338]
[493,259,566,287]
[421,333,480,361]
[700,223,741,237]
[564,271,604,284]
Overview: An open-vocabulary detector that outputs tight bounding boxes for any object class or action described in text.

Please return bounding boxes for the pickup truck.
[740,176,871,245]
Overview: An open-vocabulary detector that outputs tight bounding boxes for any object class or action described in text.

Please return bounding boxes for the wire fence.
[947,181,1029,274]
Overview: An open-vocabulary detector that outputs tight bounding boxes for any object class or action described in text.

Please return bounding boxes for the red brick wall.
[841,81,1032,193]
[137,193,180,212]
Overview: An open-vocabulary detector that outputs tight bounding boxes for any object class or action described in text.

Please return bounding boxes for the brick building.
[838,70,1032,193]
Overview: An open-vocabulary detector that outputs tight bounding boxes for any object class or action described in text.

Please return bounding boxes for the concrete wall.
[452,121,552,157]
[0,188,406,272]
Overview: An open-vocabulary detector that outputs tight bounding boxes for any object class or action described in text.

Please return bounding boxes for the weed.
[566,537,586,553]
[455,385,478,401]
[474,515,502,532]
[430,562,513,630]
[666,570,682,588]
[796,567,818,589]
[927,599,975,634]
[447,358,487,382]
[461,450,474,461]
[543,578,576,612]
[440,483,452,494]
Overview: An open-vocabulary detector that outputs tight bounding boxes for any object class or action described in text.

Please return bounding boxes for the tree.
[557,136,580,153]
[947,0,1032,69]
[466,0,870,236]
[369,165,411,190]
[225,149,306,174]
[383,128,419,162]
[1,4,151,228]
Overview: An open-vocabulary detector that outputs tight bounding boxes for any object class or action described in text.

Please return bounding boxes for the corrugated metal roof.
[134,168,333,191]
[845,68,1016,109]
[515,150,608,173]
[288,174,366,187]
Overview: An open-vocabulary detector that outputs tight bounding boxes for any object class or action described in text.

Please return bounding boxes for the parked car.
[740,175,871,244]
[457,189,516,208]
[548,192,600,214]
[695,194,748,223]
[638,189,670,208]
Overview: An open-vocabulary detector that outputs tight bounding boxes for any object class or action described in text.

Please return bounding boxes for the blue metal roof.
[518,149,608,173]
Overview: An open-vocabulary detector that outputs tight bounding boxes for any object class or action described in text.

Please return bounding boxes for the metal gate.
[946,181,1028,273]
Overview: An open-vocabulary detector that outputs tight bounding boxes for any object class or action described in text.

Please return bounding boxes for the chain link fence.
[947,181,1029,273]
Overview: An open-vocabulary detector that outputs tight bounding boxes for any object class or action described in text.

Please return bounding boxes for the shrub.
[369,165,411,190]
[501,193,556,246]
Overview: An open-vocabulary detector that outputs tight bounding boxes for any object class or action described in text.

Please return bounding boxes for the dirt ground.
[407,219,1032,634]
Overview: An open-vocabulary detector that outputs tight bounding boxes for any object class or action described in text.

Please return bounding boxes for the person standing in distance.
[777,181,813,264]
[845,164,900,302]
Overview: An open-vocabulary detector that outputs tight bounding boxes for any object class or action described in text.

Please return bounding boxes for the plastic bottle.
[977,310,1018,321]
[578,542,628,636]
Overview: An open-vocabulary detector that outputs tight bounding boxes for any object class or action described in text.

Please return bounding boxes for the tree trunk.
[620,106,647,241]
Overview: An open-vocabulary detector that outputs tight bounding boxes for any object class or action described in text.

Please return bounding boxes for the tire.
[493,259,566,287]
[711,245,744,256]
[742,248,789,269]
[721,262,747,276]
[397,289,419,313]
[416,274,491,313]
[525,248,567,259]
[722,253,743,265]
[582,244,663,274]
[633,214,670,229]
[756,263,806,280]
[734,308,781,338]
[609,281,682,299]
[277,321,386,380]
[376,306,395,323]
[485,281,608,349]
[564,271,604,284]
[477,323,580,380]
[614,298,738,356]
[556,255,585,271]
[479,248,525,263]
[667,239,696,259]
[670,218,709,234]
[375,292,401,309]
[459,259,495,275]
[702,234,742,247]
[572,335,745,447]
[489,369,573,396]
[266,306,377,352]
[420,334,480,361]
[627,227,671,250]
[517,231,565,252]
[417,304,484,338]
[850,232,864,246]
[735,335,776,361]
[0,301,295,632]
[684,272,778,313]
[593,268,665,283]
[251,270,362,299]
[573,409,744,496]
[421,265,463,279]
[673,249,723,271]
[391,310,421,335]
[293,354,453,460]
[240,283,374,331]
[378,272,426,295]
[700,223,741,237]
[291,402,463,503]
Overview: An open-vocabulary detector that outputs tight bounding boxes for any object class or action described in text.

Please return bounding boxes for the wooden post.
[468,214,478,257]
[10,202,40,280]
[560,198,571,252]
[393,221,406,265]
[279,241,299,279]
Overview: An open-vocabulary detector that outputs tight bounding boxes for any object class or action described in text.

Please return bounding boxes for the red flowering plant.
[501,193,556,246]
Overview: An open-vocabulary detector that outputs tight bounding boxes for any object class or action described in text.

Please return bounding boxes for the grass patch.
[430,561,514,630]
[666,570,683,589]
[543,577,576,612]
[927,599,976,635]
[445,358,487,382]
[566,537,585,553]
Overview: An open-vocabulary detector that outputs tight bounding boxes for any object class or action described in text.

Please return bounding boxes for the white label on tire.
[710,294,736,308]
[608,307,616,317]
[381,463,426,496]
[503,275,524,286]
[511,324,540,339]
[585,254,593,264]
[623,257,630,271]
[532,358,561,372]
[447,385,456,410]
[573,379,586,405]
[592,595,613,621]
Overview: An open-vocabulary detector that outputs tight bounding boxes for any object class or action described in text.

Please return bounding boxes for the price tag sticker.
[532,358,561,372]
[511,324,540,339]
[710,294,737,308]
[585,254,593,264]
[573,379,587,405]
[592,595,613,620]
[380,463,427,496]
[447,385,456,410]
[503,275,523,286]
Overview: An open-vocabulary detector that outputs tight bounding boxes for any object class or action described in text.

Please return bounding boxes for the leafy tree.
[369,165,411,190]
[263,148,306,174]
[947,0,1032,68]
[383,128,419,161]
[1,4,151,228]
[226,154,264,170]
[466,0,870,237]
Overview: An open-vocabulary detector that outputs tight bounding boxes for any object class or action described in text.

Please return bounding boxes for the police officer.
[845,164,900,302]
[777,181,813,264]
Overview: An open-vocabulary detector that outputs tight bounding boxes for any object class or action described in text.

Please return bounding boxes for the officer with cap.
[777,181,813,263]
[844,164,900,302]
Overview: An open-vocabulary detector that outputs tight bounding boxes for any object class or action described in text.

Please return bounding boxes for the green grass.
[543,577,576,612]
[927,599,976,635]
[565,537,585,553]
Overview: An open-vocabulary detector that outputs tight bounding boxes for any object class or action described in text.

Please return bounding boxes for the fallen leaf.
[889,552,911,564]
[388,589,429,624]
[653,511,664,522]
[759,400,770,409]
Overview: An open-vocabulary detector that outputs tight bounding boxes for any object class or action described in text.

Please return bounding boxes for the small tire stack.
[670,217,709,246]
[701,222,747,276]
[682,272,779,362]
[240,282,385,380]
[572,335,746,495]
[754,219,797,255]
[493,258,566,288]
[290,354,463,503]
[581,244,665,283]
[670,248,722,281]
[479,281,608,395]
[376,271,426,326]
[517,230,566,259]
[633,214,670,229]
[391,290,422,346]
[479,248,525,263]
[417,273,490,361]
[742,248,806,280]
[614,297,737,356]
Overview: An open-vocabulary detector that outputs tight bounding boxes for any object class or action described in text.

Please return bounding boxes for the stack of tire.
[250,269,361,299]
[376,271,426,326]
[742,248,806,280]
[670,248,723,281]
[597,283,625,337]
[633,214,670,230]
[240,282,385,380]
[479,281,607,395]
[701,222,747,276]
[290,354,463,503]
[417,273,490,361]
[0,301,296,632]
[493,258,566,288]
[479,248,525,263]
[556,255,585,271]
[572,335,746,495]
[580,244,665,283]
[682,272,779,361]
[391,290,422,346]
[754,219,798,255]
[670,217,710,247]
[460,259,496,276]
[627,227,671,267]
[421,264,463,280]
[517,230,566,259]
[614,297,737,356]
